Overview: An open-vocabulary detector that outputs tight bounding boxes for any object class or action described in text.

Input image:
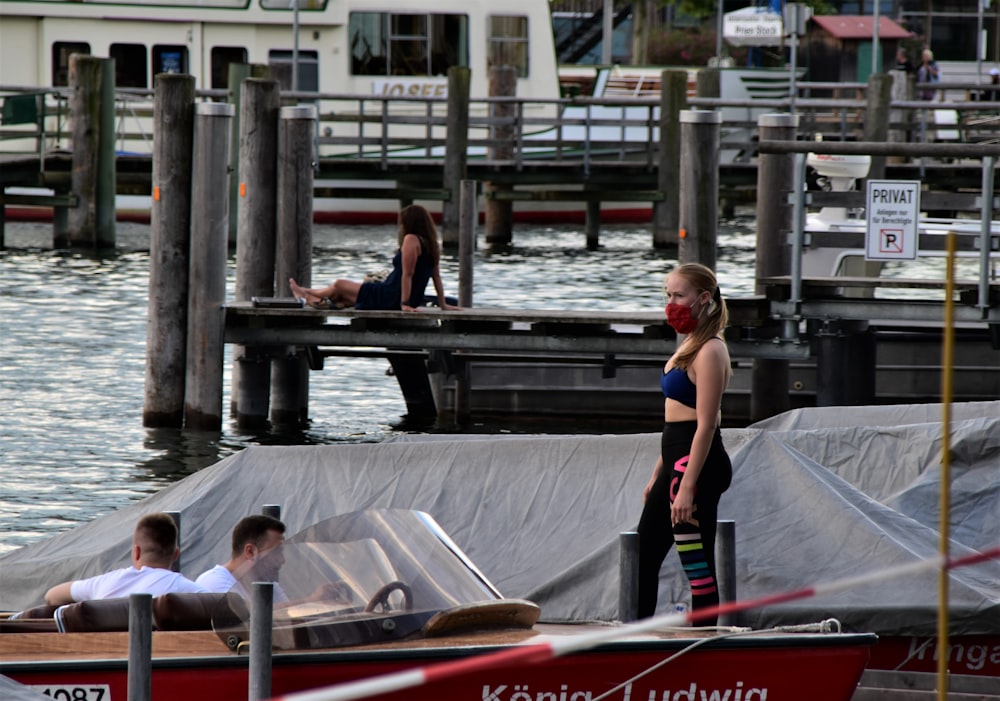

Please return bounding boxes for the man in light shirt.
[44,512,206,605]
[196,514,289,602]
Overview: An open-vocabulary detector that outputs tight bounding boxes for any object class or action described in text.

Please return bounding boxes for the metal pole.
[871,0,880,77]
[602,0,613,65]
[788,152,806,341]
[249,582,274,701]
[716,520,737,627]
[291,0,300,92]
[618,531,639,623]
[127,593,153,701]
[980,156,995,314]
[458,179,476,307]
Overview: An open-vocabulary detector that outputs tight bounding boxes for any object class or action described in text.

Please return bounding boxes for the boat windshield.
[212,509,505,650]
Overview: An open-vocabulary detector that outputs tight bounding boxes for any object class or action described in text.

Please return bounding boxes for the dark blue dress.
[355,246,434,310]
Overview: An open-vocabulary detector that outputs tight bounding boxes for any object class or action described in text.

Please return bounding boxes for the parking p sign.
[865,180,920,260]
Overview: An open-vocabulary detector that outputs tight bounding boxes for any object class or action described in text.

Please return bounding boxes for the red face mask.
[665,303,698,334]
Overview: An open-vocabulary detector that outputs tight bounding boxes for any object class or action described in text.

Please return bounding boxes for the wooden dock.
[224,278,1000,427]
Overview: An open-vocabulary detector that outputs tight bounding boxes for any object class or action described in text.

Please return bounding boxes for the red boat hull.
[2,634,874,701]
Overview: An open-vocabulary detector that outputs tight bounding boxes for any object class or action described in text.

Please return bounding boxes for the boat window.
[488,15,529,78]
[349,12,468,77]
[153,45,189,76]
[268,50,319,92]
[52,42,91,87]
[211,46,250,89]
[259,0,327,9]
[111,44,149,88]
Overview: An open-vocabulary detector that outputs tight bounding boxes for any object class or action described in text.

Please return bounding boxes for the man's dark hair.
[134,512,179,559]
[231,515,286,557]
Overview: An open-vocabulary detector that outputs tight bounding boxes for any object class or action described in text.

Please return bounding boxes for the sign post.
[865,180,920,261]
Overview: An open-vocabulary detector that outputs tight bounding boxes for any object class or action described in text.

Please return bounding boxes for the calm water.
[0,215,972,555]
[0,218,762,555]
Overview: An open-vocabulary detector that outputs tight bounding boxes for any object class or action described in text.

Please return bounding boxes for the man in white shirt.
[44,512,206,605]
[196,514,289,602]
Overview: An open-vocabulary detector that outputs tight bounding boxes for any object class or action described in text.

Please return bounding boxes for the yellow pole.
[936,232,956,701]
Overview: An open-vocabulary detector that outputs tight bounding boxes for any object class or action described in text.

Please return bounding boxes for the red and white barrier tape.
[271,545,1000,701]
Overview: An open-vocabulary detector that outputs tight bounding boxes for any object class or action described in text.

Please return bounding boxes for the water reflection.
[0,217,751,554]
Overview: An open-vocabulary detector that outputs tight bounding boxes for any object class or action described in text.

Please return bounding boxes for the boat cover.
[0,674,51,700]
[2,400,998,637]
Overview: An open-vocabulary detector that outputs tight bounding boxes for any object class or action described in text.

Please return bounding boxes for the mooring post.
[184,102,233,431]
[144,73,195,429]
[751,113,798,423]
[715,520,737,627]
[127,593,153,701]
[227,63,270,245]
[618,531,639,623]
[485,65,517,246]
[816,320,877,406]
[261,504,282,519]
[62,55,115,249]
[888,68,913,147]
[233,78,281,431]
[678,110,721,267]
[272,104,317,429]
[585,197,601,250]
[863,73,893,182]
[653,70,688,249]
[441,67,471,247]
[248,582,274,701]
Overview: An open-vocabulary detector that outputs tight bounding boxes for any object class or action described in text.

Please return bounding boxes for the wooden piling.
[485,66,517,246]
[751,113,798,423]
[62,55,115,248]
[144,74,195,428]
[864,73,893,181]
[126,594,153,701]
[441,67,471,247]
[272,104,317,429]
[678,110,721,268]
[617,531,639,623]
[184,103,233,431]
[233,78,281,430]
[816,321,877,406]
[652,70,688,249]
[227,63,270,244]
[585,198,601,250]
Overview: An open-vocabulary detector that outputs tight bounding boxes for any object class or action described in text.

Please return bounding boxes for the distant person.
[636,264,733,624]
[917,48,940,100]
[894,48,915,75]
[44,512,206,605]
[985,68,1000,102]
[289,204,460,312]
[196,514,289,602]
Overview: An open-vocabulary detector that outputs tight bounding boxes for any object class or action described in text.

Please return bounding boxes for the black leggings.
[636,421,732,622]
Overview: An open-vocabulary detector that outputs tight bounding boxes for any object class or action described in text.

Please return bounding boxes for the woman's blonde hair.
[665,263,730,373]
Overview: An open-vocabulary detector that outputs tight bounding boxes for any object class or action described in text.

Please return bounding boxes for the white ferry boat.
[0,0,560,103]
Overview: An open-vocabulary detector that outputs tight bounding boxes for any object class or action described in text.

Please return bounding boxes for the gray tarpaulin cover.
[2,401,998,636]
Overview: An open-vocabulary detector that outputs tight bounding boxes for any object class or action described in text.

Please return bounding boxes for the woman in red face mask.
[635,263,733,623]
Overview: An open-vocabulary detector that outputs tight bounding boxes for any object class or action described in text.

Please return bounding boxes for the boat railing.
[5,83,999,169]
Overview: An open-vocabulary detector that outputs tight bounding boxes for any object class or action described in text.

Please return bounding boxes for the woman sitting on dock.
[636,263,733,624]
[289,204,460,312]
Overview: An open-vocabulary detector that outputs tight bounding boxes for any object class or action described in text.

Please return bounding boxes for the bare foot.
[288,278,316,304]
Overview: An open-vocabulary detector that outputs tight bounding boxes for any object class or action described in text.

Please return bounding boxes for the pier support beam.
[678,110,721,268]
[652,70,688,249]
[184,103,233,431]
[62,55,115,249]
[751,113,798,422]
[485,66,517,246]
[144,74,195,428]
[272,105,317,429]
[441,67,471,247]
[233,78,281,431]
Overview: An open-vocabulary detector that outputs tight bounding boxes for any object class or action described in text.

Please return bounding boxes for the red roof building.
[807,15,914,85]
